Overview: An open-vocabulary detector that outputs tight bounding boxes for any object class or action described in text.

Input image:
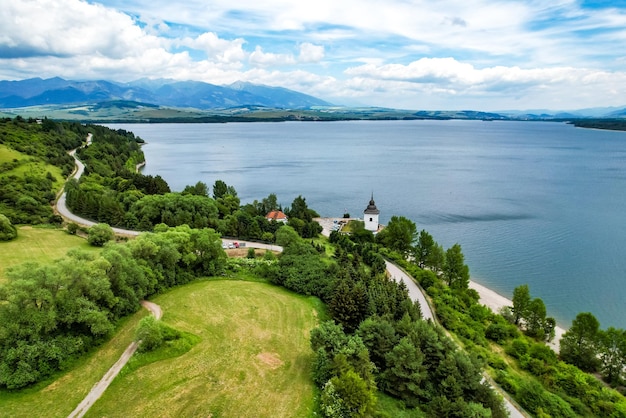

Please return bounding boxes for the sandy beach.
[469,280,566,352]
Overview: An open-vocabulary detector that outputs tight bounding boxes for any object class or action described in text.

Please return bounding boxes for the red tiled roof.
[266,210,288,220]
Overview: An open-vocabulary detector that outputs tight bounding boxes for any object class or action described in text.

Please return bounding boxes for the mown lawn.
[86,280,321,418]
[0,226,97,283]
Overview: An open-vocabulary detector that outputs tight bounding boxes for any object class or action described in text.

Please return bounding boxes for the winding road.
[58,135,524,417]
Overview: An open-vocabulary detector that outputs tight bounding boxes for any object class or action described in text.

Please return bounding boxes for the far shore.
[469,280,566,352]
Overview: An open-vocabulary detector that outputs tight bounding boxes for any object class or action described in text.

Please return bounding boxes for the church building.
[363,194,380,232]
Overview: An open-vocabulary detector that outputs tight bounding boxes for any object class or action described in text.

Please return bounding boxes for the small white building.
[363,194,380,232]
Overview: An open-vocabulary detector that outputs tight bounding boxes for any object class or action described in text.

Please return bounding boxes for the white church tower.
[363,193,380,232]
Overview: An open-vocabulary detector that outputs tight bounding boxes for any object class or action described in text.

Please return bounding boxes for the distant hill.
[0,77,332,109]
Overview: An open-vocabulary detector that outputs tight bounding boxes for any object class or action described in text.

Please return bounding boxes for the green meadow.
[0,226,97,283]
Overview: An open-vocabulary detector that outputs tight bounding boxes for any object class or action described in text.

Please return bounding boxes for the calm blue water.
[108,120,626,329]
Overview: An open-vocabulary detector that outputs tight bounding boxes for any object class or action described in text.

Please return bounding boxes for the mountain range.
[0,77,332,109]
[1,77,626,121]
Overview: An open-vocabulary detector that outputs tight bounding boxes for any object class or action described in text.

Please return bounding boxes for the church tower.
[363,193,380,232]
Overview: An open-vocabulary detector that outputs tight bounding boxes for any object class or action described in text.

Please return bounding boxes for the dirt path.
[67,301,161,418]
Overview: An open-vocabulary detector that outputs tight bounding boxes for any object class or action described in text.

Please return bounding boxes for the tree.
[88,223,115,246]
[182,181,209,197]
[0,214,18,241]
[560,312,601,371]
[380,336,428,405]
[428,243,445,274]
[376,215,417,257]
[275,225,301,249]
[525,298,547,339]
[597,327,626,384]
[323,369,376,417]
[329,279,369,333]
[511,284,531,326]
[415,229,435,267]
[443,243,469,290]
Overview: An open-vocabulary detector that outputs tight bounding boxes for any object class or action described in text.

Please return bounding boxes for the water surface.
[109,120,626,329]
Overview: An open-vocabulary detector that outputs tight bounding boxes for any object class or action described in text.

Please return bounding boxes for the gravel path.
[67,301,161,418]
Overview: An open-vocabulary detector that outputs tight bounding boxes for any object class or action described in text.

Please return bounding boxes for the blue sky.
[2,0,626,110]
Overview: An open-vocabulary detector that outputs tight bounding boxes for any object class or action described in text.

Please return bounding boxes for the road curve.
[55,135,140,237]
[67,301,161,418]
[385,261,434,322]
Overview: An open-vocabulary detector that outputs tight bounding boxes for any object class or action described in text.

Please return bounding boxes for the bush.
[135,316,181,352]
[87,223,114,246]
[67,222,79,235]
[0,214,18,241]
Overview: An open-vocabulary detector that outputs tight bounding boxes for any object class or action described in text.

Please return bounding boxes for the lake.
[108,120,626,329]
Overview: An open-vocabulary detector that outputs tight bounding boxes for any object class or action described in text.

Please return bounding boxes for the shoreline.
[469,279,566,352]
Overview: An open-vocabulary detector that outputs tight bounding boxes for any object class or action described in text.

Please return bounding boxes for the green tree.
[511,284,531,325]
[443,243,469,289]
[182,181,209,197]
[87,223,115,247]
[381,336,427,405]
[275,225,301,249]
[324,369,376,417]
[329,279,369,333]
[376,215,417,257]
[525,298,547,339]
[357,316,398,370]
[0,214,18,241]
[415,229,435,267]
[212,179,231,199]
[428,242,446,274]
[560,312,601,372]
[597,326,626,384]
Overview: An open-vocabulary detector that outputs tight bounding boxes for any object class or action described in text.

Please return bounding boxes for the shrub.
[87,223,114,246]
[0,214,18,241]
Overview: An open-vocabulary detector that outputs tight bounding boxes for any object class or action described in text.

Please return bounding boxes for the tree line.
[0,224,225,389]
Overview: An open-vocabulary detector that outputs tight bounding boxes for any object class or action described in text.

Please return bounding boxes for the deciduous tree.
[560,312,601,372]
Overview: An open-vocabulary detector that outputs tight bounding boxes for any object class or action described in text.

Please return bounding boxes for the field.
[0,279,321,417]
[0,226,97,283]
[87,280,320,418]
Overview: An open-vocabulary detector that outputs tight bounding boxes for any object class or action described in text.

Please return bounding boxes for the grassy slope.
[0,144,66,190]
[86,280,320,418]
[0,226,97,283]
[0,279,320,417]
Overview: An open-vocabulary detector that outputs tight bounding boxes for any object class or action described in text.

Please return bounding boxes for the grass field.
[86,280,321,418]
[0,226,97,282]
[0,279,321,418]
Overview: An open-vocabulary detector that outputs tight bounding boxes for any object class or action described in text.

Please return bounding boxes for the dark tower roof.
[364,194,380,215]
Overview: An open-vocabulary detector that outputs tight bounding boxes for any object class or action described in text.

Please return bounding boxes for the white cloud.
[0,0,162,58]
[248,46,296,67]
[2,0,626,109]
[184,32,246,66]
[298,43,324,63]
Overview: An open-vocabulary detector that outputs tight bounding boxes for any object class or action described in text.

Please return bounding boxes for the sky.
[2,0,626,110]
